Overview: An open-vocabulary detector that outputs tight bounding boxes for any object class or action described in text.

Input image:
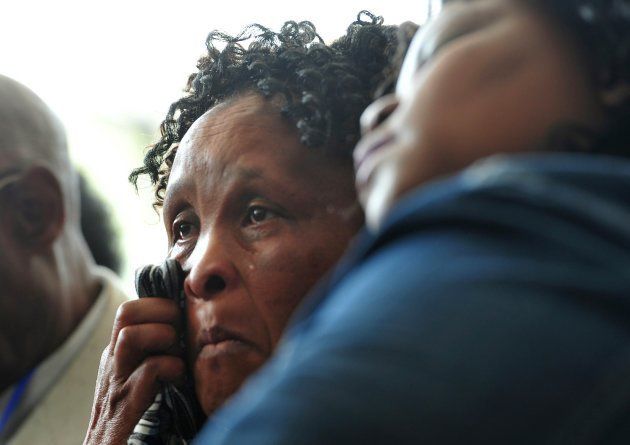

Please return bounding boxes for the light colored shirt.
[0,267,129,444]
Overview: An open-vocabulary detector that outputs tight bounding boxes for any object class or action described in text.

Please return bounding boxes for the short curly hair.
[439,0,630,156]
[130,11,399,207]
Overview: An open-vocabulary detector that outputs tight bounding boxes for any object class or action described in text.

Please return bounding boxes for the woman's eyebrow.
[418,3,503,66]
[395,3,504,95]
[234,167,292,198]
[235,166,264,181]
[162,179,192,221]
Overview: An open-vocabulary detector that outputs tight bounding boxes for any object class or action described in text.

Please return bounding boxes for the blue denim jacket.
[196,153,630,444]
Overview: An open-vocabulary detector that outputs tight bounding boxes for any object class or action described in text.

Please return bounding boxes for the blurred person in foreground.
[0,75,129,444]
[194,0,630,443]
[84,13,398,444]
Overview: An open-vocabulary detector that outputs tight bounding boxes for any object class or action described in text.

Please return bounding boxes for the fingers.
[86,297,187,445]
[84,354,185,445]
[126,355,186,414]
[113,323,181,377]
[110,298,182,350]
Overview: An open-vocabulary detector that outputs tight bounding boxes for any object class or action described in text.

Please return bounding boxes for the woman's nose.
[184,234,238,301]
[360,94,399,135]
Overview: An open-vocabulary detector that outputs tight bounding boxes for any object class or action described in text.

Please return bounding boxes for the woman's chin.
[193,348,266,415]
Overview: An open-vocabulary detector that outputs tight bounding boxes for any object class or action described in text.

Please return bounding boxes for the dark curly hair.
[439,0,630,156]
[130,11,399,207]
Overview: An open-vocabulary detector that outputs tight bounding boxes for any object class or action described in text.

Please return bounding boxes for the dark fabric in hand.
[129,259,204,445]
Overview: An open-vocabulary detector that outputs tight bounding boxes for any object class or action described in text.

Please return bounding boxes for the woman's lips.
[198,339,254,358]
[195,326,259,356]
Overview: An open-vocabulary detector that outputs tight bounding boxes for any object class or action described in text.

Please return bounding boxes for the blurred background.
[1,0,435,290]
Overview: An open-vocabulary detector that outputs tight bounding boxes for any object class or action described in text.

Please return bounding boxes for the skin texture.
[85,93,361,444]
[354,0,604,231]
[0,76,99,393]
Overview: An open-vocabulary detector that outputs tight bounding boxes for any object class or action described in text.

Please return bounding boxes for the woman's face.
[163,93,361,415]
[355,0,603,230]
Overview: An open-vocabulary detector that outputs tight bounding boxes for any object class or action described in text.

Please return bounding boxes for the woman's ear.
[3,166,65,251]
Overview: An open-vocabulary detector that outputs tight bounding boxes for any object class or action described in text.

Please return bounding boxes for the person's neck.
[49,230,101,355]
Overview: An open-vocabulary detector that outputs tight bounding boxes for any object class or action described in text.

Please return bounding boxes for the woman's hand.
[84,298,185,445]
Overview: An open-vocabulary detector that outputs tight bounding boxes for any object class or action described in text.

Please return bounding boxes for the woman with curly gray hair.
[84,11,400,445]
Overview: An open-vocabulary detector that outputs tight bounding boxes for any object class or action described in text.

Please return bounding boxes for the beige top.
[3,267,129,445]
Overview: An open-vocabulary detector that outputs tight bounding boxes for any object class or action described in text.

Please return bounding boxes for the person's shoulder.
[90,266,132,341]
[93,265,132,305]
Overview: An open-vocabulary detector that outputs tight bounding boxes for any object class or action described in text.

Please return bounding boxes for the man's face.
[0,168,35,386]
[0,169,24,305]
[354,0,603,230]
[163,93,362,415]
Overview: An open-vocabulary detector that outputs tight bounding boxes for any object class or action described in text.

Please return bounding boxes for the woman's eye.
[173,221,195,241]
[245,205,275,225]
[179,223,192,237]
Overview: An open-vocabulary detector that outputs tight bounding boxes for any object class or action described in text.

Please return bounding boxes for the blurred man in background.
[0,74,128,444]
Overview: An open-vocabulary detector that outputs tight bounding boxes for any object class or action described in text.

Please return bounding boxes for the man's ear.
[4,166,65,251]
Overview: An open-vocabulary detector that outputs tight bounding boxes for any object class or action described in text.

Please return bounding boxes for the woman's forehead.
[167,100,340,190]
